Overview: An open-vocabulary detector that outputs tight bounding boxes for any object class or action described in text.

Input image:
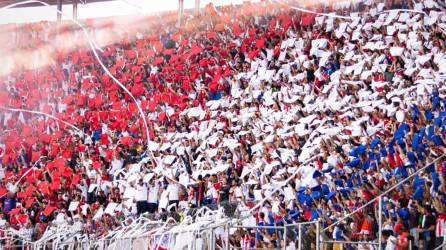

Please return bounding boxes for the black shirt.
[219,184,230,202]
[420,214,435,240]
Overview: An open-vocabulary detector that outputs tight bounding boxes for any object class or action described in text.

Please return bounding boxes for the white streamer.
[380,8,428,15]
[0,156,46,199]
[15,156,47,185]
[276,0,431,20]
[0,107,81,132]
[118,0,147,14]
[275,0,354,20]
[0,0,152,153]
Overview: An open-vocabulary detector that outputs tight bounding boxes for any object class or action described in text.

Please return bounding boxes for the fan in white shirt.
[109,156,124,176]
[382,230,397,250]
[167,183,179,201]
[135,180,149,215]
[165,177,181,212]
[148,182,159,204]
[135,182,148,201]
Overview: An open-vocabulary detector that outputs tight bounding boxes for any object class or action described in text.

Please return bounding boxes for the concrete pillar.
[178,0,184,26]
[195,0,200,15]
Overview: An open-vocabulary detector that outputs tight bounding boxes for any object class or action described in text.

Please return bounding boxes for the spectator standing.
[135,179,148,215]
[147,178,159,214]
[383,230,397,250]
[218,178,231,203]
[393,224,409,250]
[166,177,180,212]
[195,175,205,207]
[417,205,436,250]
[3,193,16,216]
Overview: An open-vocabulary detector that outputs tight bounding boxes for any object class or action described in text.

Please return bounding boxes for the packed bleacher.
[1,0,446,249]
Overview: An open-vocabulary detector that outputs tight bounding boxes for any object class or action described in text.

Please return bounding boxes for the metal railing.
[224,220,320,250]
[435,240,446,250]
[0,229,338,250]
[320,154,445,250]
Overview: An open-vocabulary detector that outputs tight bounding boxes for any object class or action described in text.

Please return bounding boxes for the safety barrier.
[2,156,444,250]
[319,154,445,250]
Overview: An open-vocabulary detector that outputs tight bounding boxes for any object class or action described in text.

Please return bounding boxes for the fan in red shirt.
[392,223,409,250]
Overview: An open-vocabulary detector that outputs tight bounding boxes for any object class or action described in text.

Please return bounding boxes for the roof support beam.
[195,0,200,15]
[73,0,78,20]
[178,0,184,26]
[57,0,62,23]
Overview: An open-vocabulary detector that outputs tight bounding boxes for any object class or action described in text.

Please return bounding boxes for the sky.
[0,0,259,24]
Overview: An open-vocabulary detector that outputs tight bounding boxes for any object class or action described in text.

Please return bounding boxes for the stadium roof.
[0,0,114,8]
[0,0,254,24]
[0,0,183,24]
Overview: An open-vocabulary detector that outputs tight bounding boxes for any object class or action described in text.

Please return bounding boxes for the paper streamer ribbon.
[118,0,146,14]
[275,0,354,20]
[13,156,47,186]
[1,0,152,153]
[277,0,432,20]
[380,9,428,15]
[0,107,81,190]
[0,107,81,132]
[0,156,47,199]
[276,0,434,19]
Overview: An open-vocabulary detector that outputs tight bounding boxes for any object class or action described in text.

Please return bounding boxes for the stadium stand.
[1,0,446,249]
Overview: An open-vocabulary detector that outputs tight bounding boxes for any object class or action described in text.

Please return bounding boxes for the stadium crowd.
[1,0,446,249]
